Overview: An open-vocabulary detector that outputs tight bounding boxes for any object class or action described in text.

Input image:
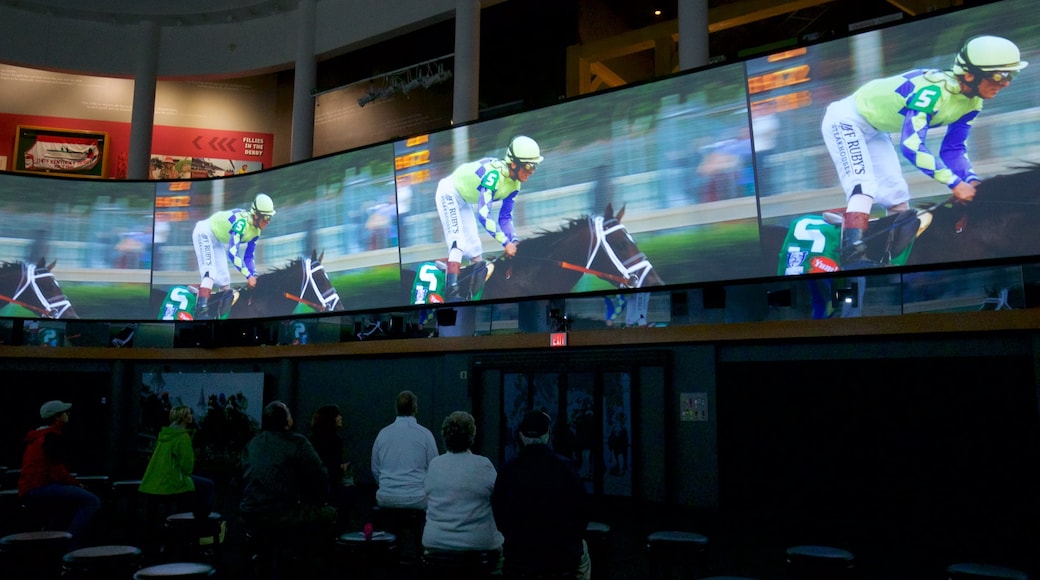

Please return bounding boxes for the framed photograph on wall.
[13,125,109,178]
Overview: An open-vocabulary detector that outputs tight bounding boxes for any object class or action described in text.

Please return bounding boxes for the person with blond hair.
[139,405,216,518]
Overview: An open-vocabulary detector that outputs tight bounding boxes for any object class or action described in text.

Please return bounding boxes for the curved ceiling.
[0,0,969,79]
[1,1,300,25]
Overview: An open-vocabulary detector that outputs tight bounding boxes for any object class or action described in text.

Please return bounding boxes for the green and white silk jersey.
[778,215,842,276]
[208,209,263,279]
[853,69,982,187]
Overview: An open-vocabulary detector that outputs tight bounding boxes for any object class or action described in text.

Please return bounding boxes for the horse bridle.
[13,263,74,319]
[299,258,341,312]
[586,216,656,288]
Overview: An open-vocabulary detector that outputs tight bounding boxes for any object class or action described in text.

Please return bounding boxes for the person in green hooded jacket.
[139,405,215,517]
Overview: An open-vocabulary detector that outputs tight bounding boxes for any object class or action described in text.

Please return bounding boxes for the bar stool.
[946,562,1030,579]
[334,530,398,580]
[161,512,225,564]
[585,521,612,579]
[647,530,709,580]
[0,488,38,535]
[785,545,855,579]
[133,562,217,579]
[422,549,500,579]
[2,468,21,490]
[61,544,144,579]
[373,505,425,565]
[109,479,146,540]
[0,530,73,579]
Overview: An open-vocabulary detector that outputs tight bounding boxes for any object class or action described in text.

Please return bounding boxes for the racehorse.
[226,250,345,319]
[905,164,1040,266]
[767,164,1040,274]
[0,258,77,318]
[480,203,665,300]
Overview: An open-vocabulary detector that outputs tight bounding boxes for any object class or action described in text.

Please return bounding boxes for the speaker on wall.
[703,286,726,309]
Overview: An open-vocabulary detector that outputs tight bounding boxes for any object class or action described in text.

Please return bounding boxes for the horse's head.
[300,250,344,312]
[11,258,78,319]
[591,204,665,288]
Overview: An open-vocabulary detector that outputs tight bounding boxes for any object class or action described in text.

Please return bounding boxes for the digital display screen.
[755,0,1040,275]
[0,0,1036,322]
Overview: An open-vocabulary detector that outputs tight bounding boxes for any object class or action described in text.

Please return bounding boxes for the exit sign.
[550,332,568,347]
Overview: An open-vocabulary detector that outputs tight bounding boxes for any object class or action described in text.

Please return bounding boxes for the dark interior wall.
[672,346,717,508]
[0,366,113,475]
[295,355,454,487]
[716,351,1040,572]
[0,327,1036,561]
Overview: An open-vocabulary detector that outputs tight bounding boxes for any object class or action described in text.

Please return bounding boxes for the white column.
[678,0,710,71]
[128,19,159,180]
[291,0,318,162]
[453,0,481,125]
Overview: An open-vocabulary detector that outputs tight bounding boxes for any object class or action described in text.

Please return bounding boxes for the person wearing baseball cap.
[492,410,592,579]
[18,400,101,547]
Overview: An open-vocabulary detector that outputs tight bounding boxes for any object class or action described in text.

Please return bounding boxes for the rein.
[505,215,655,288]
[0,293,49,315]
[861,196,953,245]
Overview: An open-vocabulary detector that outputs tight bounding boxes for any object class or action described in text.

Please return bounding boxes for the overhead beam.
[708,0,836,33]
[884,0,960,17]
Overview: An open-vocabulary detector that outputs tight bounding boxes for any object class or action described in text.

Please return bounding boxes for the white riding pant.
[821,95,910,211]
[192,221,231,288]
[435,176,483,262]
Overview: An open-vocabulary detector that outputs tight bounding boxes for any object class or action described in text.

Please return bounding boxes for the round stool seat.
[947,562,1030,579]
[166,511,222,525]
[647,530,709,546]
[164,512,225,541]
[586,521,611,534]
[786,545,855,565]
[62,544,144,577]
[647,530,709,580]
[786,545,855,579]
[132,562,216,578]
[336,530,398,550]
[63,544,143,562]
[1,530,74,551]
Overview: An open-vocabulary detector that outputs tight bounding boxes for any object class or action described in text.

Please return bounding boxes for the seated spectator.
[240,401,337,530]
[18,400,101,547]
[422,411,503,562]
[492,410,591,579]
[139,405,216,518]
[371,390,439,509]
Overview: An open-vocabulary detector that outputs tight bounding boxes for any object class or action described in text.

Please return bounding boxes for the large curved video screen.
[0,0,1036,322]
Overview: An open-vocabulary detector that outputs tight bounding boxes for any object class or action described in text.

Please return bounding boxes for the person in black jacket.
[308,404,357,529]
[492,410,591,579]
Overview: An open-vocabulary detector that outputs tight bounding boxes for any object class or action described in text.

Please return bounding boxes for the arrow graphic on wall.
[191,136,237,153]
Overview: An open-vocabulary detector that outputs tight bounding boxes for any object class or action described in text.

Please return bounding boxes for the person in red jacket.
[18,400,101,546]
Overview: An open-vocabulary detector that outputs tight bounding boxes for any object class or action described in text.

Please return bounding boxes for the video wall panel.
[398,61,765,305]
[0,0,1036,322]
[756,0,1040,274]
[150,143,401,320]
[0,173,154,320]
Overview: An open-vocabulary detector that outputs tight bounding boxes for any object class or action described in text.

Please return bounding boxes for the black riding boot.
[445,271,462,302]
[840,211,872,270]
[195,295,211,320]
